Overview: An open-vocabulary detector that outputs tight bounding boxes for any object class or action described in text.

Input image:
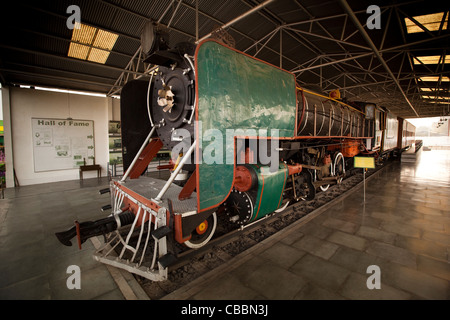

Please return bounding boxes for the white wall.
[9,87,113,186]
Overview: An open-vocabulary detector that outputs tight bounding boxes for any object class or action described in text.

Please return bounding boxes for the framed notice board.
[32,118,95,172]
[354,156,375,169]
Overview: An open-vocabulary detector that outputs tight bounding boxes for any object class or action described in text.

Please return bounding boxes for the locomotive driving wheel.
[184,212,217,249]
[333,152,345,184]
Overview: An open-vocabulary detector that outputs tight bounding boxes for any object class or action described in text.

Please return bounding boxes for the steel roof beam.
[339,0,419,117]
[0,45,147,76]
[292,52,374,73]
[196,0,275,43]
[4,62,118,83]
[283,26,371,51]
[22,4,140,43]
[16,28,135,60]
[0,68,119,89]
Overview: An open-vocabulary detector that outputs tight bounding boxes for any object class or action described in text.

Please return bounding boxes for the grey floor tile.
[259,242,306,269]
[327,230,368,251]
[290,254,350,292]
[366,241,417,269]
[394,235,448,262]
[291,234,339,260]
[0,274,51,300]
[382,262,449,300]
[380,221,422,239]
[241,262,307,300]
[329,246,390,276]
[50,265,119,300]
[356,225,397,244]
[321,217,359,234]
[416,254,450,281]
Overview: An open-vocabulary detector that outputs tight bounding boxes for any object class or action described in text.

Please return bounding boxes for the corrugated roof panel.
[106,52,135,69]
[213,1,255,25]
[77,1,119,30]
[166,6,197,40]
[268,0,308,24]
[109,8,147,38]
[233,17,275,42]
[113,36,141,57]
[197,0,229,19]
[34,55,121,79]
[118,0,172,21]
[198,17,221,39]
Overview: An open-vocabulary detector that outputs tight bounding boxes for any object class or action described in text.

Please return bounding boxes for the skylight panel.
[421,95,450,100]
[68,42,89,60]
[427,100,450,105]
[72,23,97,44]
[405,12,448,33]
[93,29,118,51]
[68,23,118,64]
[88,48,110,64]
[419,76,450,82]
[413,55,449,65]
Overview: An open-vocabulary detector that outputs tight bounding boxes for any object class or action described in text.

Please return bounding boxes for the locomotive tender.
[56,24,415,281]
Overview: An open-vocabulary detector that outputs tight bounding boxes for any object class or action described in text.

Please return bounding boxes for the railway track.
[131,160,392,299]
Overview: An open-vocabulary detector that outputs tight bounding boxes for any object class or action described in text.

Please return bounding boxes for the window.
[405,12,448,34]
[68,23,118,64]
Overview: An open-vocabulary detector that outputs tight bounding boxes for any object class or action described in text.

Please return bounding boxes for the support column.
[1,86,15,187]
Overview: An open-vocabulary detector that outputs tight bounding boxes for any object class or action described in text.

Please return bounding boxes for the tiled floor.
[164,149,450,300]
[0,178,148,300]
[1,150,449,300]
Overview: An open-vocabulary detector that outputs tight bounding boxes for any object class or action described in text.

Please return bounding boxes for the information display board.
[32,118,95,172]
[354,156,375,169]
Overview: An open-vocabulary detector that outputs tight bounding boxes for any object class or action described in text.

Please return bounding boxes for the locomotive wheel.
[333,152,345,184]
[224,190,254,225]
[184,212,217,249]
[314,170,330,192]
[297,171,315,201]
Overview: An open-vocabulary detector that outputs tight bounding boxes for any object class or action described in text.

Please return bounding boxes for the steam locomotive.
[56,23,415,281]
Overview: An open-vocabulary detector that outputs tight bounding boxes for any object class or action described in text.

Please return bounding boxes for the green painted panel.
[250,164,287,221]
[196,40,296,211]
